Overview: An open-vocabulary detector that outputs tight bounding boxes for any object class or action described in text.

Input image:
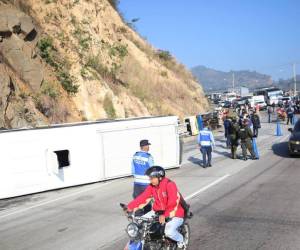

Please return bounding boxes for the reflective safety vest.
[198,128,215,147]
[132,151,154,186]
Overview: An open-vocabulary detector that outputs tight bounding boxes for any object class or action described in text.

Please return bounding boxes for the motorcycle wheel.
[181,223,190,249]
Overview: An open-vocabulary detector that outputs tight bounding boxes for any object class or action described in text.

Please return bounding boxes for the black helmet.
[145,166,165,178]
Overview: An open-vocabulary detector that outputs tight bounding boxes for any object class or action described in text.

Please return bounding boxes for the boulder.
[19,15,36,40]
[0,35,43,92]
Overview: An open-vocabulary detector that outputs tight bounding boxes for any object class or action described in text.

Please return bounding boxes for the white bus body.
[0,116,180,199]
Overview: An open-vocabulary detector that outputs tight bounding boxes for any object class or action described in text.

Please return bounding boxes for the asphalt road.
[0,114,299,250]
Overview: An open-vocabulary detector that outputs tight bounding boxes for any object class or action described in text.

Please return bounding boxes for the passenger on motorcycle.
[125,166,186,249]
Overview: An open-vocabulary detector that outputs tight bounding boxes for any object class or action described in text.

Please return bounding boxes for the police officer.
[198,123,215,168]
[251,110,261,137]
[238,120,256,161]
[228,117,240,159]
[132,139,154,198]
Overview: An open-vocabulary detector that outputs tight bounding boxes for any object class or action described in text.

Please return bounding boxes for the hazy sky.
[119,0,300,80]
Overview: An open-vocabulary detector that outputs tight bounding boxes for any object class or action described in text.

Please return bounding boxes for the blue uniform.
[132,151,154,186]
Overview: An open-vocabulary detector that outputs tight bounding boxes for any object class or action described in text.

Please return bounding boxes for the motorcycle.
[120,203,192,250]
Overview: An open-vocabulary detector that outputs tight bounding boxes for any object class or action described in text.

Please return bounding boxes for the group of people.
[223,109,260,161]
[267,102,296,125]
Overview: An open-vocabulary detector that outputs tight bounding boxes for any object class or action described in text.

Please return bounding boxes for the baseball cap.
[140,139,151,147]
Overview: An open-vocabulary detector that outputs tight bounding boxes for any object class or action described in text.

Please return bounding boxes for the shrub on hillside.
[157,50,172,61]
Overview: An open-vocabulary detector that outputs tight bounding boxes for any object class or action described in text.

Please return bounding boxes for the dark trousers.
[231,144,238,159]
[253,127,259,137]
[287,115,293,125]
[133,184,151,215]
[201,146,212,166]
[241,139,255,159]
[268,113,271,123]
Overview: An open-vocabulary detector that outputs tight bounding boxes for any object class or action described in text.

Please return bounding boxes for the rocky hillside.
[0,0,208,129]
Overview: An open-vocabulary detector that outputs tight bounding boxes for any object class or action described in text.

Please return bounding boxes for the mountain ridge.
[191,65,273,92]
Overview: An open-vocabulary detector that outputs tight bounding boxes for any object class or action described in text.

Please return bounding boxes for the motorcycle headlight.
[127,223,139,238]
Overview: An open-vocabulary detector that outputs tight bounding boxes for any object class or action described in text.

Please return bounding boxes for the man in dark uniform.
[251,110,261,137]
[228,117,240,159]
[238,120,257,161]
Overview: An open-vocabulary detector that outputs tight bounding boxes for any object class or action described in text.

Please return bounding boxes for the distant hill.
[191,65,273,92]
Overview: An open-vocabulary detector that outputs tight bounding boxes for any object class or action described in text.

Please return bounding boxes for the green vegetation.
[161,71,168,78]
[40,81,59,99]
[108,43,128,59]
[86,55,110,78]
[38,36,79,95]
[103,94,116,118]
[157,50,173,61]
[73,25,92,52]
[38,37,58,68]
[44,0,57,4]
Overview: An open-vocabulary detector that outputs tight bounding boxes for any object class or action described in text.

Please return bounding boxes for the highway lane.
[0,117,297,250]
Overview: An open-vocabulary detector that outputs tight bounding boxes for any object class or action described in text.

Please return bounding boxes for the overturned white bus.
[0,116,181,199]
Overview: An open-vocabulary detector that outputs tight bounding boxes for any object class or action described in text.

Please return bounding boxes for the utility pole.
[232,72,235,93]
[293,63,297,96]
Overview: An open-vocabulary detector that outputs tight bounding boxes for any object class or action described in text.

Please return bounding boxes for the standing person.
[132,140,154,199]
[238,120,257,161]
[198,123,215,168]
[272,102,276,112]
[228,117,240,159]
[286,105,295,125]
[267,105,273,123]
[223,116,231,148]
[251,110,261,137]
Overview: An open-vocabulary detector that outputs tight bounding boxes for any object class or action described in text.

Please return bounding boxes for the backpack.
[167,179,192,218]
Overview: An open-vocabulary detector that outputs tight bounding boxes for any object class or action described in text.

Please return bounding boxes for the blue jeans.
[143,211,184,243]
[165,217,184,243]
[201,146,212,166]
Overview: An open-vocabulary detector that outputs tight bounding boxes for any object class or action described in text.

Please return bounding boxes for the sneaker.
[177,241,186,249]
[208,163,212,167]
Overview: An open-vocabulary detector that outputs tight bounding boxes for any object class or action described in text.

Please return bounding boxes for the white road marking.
[0,181,113,220]
[185,174,230,201]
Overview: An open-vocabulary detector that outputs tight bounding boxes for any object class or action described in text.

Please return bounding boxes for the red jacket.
[127,177,185,218]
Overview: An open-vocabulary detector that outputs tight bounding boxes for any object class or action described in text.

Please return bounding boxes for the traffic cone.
[275,121,283,136]
[252,138,259,159]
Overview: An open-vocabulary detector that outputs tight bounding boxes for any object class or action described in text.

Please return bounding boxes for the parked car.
[223,101,232,108]
[288,120,300,156]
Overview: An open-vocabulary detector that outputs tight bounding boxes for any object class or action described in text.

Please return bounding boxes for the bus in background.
[254,87,283,105]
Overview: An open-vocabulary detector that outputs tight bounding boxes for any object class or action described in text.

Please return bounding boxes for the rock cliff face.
[0,0,208,129]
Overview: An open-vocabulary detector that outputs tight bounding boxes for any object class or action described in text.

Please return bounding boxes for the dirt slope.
[0,0,208,129]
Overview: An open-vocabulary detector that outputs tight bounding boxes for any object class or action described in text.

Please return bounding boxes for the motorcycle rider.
[125,166,186,249]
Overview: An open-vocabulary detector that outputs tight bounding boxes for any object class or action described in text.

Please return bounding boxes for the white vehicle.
[269,95,282,105]
[253,95,265,103]
[225,92,238,103]
[253,95,267,109]
[0,116,180,199]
